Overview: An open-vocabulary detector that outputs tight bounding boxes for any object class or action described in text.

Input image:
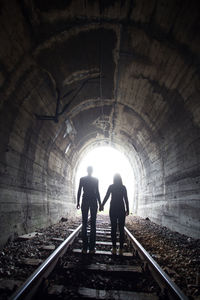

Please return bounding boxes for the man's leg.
[118,213,126,249]
[81,201,89,251]
[89,202,97,251]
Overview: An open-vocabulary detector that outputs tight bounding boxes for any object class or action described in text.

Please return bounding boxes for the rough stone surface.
[0,214,199,298]
[0,0,200,246]
[0,217,81,299]
[126,215,200,299]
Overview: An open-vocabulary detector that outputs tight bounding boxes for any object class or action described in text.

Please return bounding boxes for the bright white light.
[75,146,135,212]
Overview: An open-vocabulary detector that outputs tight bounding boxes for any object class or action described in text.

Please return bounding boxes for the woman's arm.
[123,186,129,215]
[102,185,112,207]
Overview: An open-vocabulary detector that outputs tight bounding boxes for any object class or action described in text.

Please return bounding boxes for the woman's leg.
[110,213,117,248]
[118,213,126,249]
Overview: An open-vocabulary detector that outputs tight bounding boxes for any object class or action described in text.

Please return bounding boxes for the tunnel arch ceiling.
[0,0,200,246]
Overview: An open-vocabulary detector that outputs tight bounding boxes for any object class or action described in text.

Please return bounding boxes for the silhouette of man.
[77,166,101,254]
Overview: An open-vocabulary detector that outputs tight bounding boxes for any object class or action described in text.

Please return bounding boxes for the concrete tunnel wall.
[0,0,200,247]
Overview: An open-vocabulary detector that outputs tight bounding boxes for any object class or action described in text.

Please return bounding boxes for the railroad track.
[11,215,188,300]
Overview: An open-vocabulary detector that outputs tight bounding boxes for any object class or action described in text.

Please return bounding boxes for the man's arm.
[77,179,82,209]
[124,186,129,215]
[96,179,101,206]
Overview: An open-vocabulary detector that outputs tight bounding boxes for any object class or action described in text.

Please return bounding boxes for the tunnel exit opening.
[75,146,135,213]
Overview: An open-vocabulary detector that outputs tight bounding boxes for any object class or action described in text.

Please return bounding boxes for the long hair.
[113,173,123,186]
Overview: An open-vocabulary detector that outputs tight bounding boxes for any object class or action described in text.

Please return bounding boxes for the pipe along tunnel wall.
[0,0,200,247]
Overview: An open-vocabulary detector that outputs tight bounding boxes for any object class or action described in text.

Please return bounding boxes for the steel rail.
[10,223,82,300]
[125,226,188,300]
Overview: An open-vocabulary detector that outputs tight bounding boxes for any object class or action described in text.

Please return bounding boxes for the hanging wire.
[98,6,106,138]
[99,29,104,119]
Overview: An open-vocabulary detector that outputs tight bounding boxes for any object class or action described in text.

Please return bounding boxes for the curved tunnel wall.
[0,0,200,246]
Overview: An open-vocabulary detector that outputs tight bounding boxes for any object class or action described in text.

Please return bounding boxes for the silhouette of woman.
[101,173,129,255]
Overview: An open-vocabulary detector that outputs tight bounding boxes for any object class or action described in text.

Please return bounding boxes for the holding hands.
[99,203,104,212]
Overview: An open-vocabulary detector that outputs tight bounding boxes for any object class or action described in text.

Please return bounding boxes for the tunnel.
[0,0,200,248]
